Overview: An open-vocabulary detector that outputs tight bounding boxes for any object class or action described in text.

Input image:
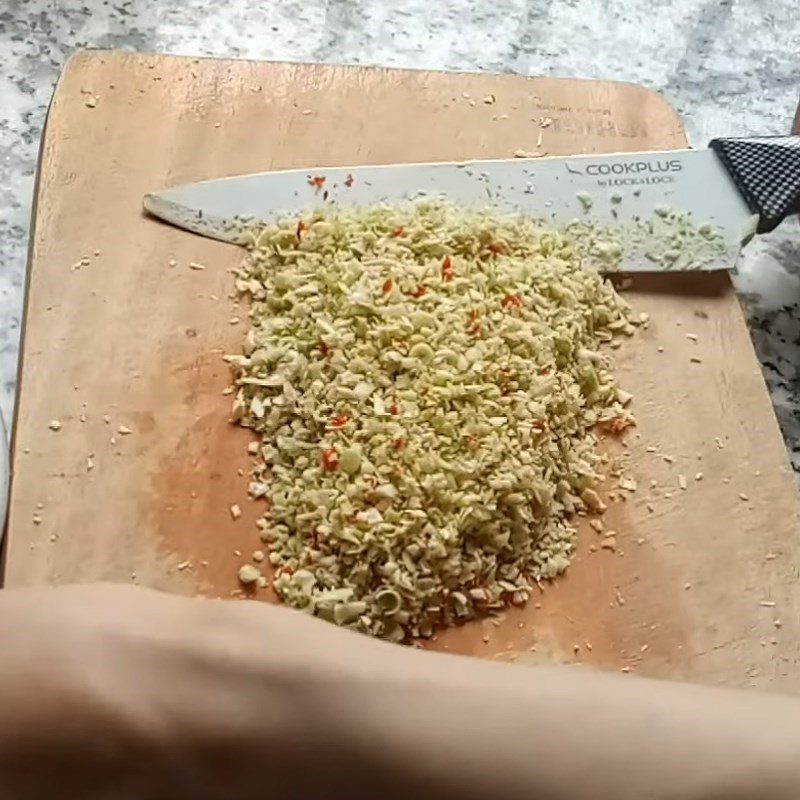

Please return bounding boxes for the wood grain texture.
[7,52,800,690]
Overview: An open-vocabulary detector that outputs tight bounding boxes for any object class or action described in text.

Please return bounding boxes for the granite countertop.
[1,0,799,464]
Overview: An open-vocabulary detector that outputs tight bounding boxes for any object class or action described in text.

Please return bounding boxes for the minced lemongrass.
[227,202,638,641]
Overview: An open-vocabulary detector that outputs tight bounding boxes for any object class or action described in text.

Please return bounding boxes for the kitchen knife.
[144,136,800,273]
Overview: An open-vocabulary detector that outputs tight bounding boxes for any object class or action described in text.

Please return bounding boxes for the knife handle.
[708,135,800,233]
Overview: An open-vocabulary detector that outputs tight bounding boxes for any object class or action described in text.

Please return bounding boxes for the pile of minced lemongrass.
[226,202,638,641]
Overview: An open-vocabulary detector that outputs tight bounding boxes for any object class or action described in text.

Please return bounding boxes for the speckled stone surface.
[1,0,800,462]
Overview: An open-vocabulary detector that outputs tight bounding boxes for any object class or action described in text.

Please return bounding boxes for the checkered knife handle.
[709,136,800,233]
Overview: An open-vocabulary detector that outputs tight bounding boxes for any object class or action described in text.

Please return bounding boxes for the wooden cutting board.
[7,52,800,691]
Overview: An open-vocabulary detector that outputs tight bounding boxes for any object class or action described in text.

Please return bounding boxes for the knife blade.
[144,137,800,273]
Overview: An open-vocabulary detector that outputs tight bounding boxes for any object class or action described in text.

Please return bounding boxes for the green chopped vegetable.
[576,191,593,211]
[228,202,637,640]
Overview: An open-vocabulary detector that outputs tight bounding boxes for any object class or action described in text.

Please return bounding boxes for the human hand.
[1,583,800,800]
[0,584,381,800]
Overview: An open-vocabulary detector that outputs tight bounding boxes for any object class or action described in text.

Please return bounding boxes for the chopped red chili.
[603,417,635,435]
[488,242,505,255]
[410,285,427,298]
[331,414,348,428]
[390,226,405,237]
[501,294,523,309]
[321,449,339,471]
[442,255,454,281]
[308,175,326,189]
[389,403,399,416]
[393,438,406,451]
[382,278,394,294]
[319,340,330,356]
[296,220,307,240]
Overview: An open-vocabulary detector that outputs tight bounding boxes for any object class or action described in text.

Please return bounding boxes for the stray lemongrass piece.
[238,564,261,585]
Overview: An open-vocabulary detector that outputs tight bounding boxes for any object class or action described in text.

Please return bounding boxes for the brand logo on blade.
[584,159,683,176]
[568,158,683,188]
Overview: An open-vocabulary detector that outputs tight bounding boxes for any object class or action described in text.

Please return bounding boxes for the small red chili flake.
[389,403,399,416]
[468,323,482,336]
[468,308,480,322]
[487,241,505,255]
[390,226,405,237]
[321,449,339,471]
[501,294,523,309]
[604,417,635,435]
[410,285,427,298]
[308,175,326,189]
[500,591,516,606]
[393,438,406,451]
[296,220,307,239]
[331,414,348,428]
[319,340,330,356]
[466,435,479,448]
[344,173,355,188]
[531,419,547,431]
[539,366,551,375]
[441,255,454,281]
[382,278,394,294]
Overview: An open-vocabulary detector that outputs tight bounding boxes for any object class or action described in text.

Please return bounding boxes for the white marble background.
[1,0,800,462]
